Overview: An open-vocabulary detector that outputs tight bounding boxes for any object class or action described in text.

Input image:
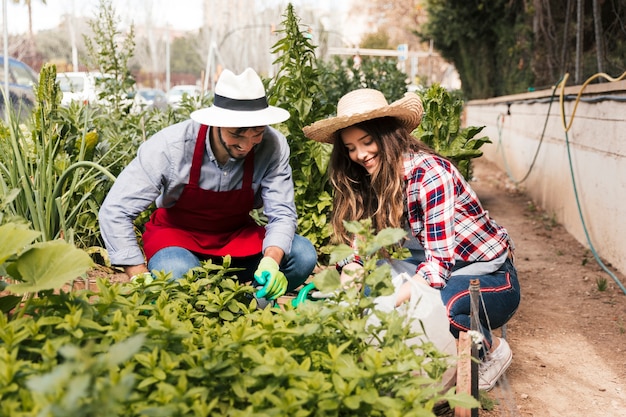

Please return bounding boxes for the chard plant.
[415,84,491,180]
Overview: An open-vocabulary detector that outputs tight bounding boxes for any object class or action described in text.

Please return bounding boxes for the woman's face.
[340,126,380,174]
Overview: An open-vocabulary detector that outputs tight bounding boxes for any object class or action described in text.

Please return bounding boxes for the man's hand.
[254,257,287,300]
[124,264,149,279]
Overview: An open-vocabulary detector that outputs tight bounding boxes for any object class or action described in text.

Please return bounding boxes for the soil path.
[470,157,626,417]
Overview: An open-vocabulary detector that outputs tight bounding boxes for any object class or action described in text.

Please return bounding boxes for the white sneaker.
[478,337,513,391]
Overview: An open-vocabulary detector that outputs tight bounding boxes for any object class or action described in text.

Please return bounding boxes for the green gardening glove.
[254,257,287,300]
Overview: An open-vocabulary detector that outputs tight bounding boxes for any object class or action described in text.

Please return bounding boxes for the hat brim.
[191,105,290,128]
[303,94,423,143]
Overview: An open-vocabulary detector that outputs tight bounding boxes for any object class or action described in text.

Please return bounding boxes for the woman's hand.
[339,262,364,290]
[395,273,430,307]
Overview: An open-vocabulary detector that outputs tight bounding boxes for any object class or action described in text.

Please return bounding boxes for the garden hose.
[496,71,626,295]
[556,71,626,295]
[495,75,563,185]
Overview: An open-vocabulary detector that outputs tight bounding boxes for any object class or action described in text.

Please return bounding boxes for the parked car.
[131,87,168,111]
[166,84,202,108]
[0,55,38,117]
[56,71,109,107]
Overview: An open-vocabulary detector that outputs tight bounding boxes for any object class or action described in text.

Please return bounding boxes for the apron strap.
[189,124,209,186]
[190,124,255,188]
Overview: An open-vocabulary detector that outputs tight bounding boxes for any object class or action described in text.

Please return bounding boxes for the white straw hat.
[191,68,290,127]
[303,88,423,143]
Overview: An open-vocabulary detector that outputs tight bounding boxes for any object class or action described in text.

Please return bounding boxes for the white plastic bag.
[369,273,457,389]
[394,273,457,358]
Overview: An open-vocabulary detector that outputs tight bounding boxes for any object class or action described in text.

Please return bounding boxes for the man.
[99,68,317,301]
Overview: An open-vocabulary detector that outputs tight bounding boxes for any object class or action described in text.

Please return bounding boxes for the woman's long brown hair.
[329,117,434,244]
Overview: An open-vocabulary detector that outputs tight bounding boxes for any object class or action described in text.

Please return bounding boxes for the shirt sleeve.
[257,129,297,255]
[98,126,183,266]
[406,156,457,288]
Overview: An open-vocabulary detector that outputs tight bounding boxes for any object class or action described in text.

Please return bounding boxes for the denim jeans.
[439,258,521,351]
[385,255,520,353]
[147,234,317,291]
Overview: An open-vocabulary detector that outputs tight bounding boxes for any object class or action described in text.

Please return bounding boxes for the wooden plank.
[455,331,474,417]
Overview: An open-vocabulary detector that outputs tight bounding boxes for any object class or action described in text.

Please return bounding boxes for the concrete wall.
[465,79,626,275]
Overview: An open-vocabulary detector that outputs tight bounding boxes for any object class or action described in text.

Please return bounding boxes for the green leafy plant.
[0,64,115,247]
[268,6,413,257]
[267,4,335,253]
[316,55,409,110]
[314,219,411,300]
[596,277,608,292]
[0,231,477,415]
[83,0,137,117]
[415,84,492,180]
[0,222,93,315]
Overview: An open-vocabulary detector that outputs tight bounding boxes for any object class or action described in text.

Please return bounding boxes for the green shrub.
[0,221,477,415]
[0,248,477,416]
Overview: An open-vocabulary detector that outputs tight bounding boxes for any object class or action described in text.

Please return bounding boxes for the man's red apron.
[142,124,265,261]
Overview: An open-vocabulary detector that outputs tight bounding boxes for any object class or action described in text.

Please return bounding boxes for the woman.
[303,88,521,391]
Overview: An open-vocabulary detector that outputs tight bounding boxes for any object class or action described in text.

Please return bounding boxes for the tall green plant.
[0,64,115,246]
[267,4,335,253]
[83,0,136,117]
[415,84,491,179]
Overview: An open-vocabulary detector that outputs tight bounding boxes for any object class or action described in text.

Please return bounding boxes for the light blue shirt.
[98,119,297,266]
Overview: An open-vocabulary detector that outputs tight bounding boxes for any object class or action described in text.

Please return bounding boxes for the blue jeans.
[147,234,317,291]
[440,258,520,351]
[385,255,520,353]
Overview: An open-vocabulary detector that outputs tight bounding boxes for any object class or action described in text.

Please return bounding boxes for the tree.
[420,0,532,99]
[11,0,47,42]
[10,0,47,64]
[348,0,450,86]
[360,29,393,50]
[349,0,428,52]
[168,35,205,79]
[421,0,625,99]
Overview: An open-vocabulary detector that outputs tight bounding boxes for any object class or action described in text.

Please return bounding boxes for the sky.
[3,0,351,36]
[4,0,204,35]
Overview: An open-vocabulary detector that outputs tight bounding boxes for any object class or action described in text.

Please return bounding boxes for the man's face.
[217,126,265,160]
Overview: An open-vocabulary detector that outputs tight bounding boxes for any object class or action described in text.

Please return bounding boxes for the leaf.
[0,295,23,314]
[370,228,407,252]
[444,391,480,409]
[106,334,146,366]
[0,223,41,265]
[26,363,73,393]
[344,395,361,410]
[5,241,93,294]
[329,244,355,265]
[311,268,341,294]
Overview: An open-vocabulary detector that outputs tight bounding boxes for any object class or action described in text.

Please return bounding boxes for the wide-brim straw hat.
[303,88,423,143]
[191,67,290,128]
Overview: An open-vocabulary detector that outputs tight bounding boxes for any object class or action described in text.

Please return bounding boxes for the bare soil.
[86,157,626,417]
[470,157,626,417]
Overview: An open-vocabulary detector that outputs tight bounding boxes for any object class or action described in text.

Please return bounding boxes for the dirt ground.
[470,157,626,417]
[87,156,626,417]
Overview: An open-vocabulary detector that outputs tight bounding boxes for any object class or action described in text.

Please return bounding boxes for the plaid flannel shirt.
[404,152,510,288]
